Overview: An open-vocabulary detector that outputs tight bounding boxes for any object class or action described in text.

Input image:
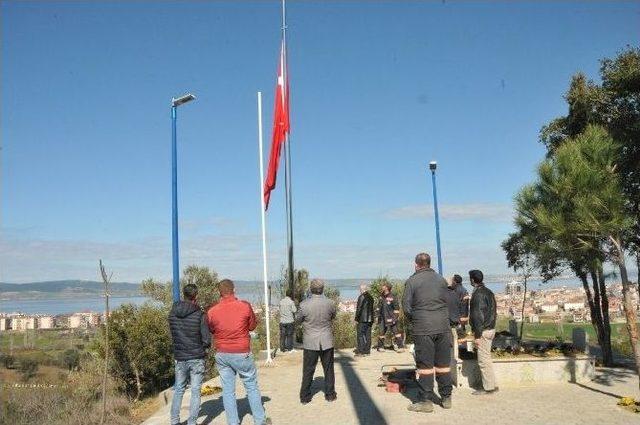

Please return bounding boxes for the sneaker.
[407,401,434,413]
[441,396,452,409]
[300,398,312,405]
[376,347,385,352]
[325,394,337,402]
[394,347,405,353]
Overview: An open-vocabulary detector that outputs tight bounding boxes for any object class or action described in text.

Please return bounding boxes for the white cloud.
[384,203,514,222]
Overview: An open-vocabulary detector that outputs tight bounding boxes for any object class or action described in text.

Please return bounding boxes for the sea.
[0,275,605,316]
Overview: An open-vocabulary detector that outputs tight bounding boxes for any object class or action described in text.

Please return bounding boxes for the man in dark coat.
[377,283,405,352]
[354,283,374,356]
[402,252,452,413]
[469,269,498,395]
[168,284,211,425]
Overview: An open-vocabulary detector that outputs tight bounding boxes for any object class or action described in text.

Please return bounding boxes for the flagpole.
[257,91,273,364]
[281,0,296,300]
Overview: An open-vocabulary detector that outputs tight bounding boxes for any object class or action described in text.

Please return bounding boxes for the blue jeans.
[171,358,205,425]
[215,352,266,425]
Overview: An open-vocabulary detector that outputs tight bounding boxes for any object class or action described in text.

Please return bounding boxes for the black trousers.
[356,322,372,354]
[300,348,336,401]
[280,322,295,351]
[414,333,452,401]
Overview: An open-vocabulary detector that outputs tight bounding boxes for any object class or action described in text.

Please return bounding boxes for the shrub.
[333,312,357,349]
[2,353,15,369]
[0,357,131,425]
[18,358,38,381]
[60,349,80,371]
[94,303,174,400]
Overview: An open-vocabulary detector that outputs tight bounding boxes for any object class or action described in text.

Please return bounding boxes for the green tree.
[514,125,639,385]
[141,265,220,311]
[540,46,640,280]
[96,304,174,400]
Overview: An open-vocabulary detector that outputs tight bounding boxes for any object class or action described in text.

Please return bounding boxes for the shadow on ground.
[199,396,271,425]
[336,353,388,425]
[572,366,637,399]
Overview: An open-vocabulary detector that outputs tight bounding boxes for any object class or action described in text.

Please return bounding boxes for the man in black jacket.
[168,284,211,425]
[354,283,374,357]
[403,253,452,413]
[377,283,405,352]
[469,269,498,395]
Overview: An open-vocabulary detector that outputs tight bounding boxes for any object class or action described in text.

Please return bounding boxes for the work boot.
[407,400,434,413]
[441,396,452,409]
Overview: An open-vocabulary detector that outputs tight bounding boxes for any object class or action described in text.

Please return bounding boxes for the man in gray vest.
[279,289,297,353]
[297,279,337,404]
[403,252,452,413]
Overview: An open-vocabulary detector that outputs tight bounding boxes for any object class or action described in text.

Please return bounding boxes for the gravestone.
[572,327,588,354]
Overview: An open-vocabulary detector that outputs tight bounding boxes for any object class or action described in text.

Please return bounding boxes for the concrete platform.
[142,348,640,425]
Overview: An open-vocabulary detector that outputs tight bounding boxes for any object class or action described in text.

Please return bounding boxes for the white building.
[68,314,84,329]
[564,302,585,312]
[68,312,100,329]
[12,316,36,331]
[0,317,8,331]
[38,316,55,329]
[540,304,559,313]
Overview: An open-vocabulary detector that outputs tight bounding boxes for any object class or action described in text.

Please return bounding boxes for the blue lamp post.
[429,161,443,275]
[171,93,196,302]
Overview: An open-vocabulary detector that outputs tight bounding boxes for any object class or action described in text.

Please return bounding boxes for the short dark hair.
[453,274,463,285]
[310,279,324,295]
[286,289,293,298]
[469,270,484,284]
[183,283,198,301]
[219,279,235,296]
[415,252,431,268]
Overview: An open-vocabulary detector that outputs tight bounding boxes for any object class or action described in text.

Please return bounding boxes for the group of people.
[167,252,498,425]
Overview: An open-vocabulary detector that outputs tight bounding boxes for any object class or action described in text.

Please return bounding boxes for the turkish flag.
[263,40,290,210]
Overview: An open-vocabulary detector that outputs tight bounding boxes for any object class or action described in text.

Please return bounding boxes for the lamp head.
[429,161,437,171]
[172,93,196,107]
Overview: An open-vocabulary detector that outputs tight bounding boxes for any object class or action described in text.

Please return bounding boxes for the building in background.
[12,316,36,331]
[38,316,55,329]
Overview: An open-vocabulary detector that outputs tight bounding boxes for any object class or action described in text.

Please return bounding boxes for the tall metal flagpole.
[281,0,295,299]
[257,92,273,364]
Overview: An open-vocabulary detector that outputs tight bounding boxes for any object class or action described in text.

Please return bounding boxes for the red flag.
[263,40,290,210]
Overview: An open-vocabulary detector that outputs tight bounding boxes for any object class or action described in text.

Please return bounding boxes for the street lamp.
[171,93,196,302]
[429,161,443,275]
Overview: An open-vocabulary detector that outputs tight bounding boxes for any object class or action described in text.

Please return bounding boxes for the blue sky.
[2,1,639,283]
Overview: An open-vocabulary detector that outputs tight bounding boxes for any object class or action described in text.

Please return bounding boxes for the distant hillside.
[0,280,141,300]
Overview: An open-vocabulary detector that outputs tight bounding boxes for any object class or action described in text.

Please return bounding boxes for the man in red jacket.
[207,279,270,425]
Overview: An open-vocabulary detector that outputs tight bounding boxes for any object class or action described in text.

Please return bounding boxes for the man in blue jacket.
[168,284,211,425]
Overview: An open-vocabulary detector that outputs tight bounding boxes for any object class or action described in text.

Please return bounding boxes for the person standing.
[298,279,337,404]
[354,283,374,357]
[446,275,470,359]
[207,279,271,425]
[279,289,297,353]
[168,284,211,425]
[469,269,498,395]
[452,274,470,329]
[376,283,405,352]
[402,253,452,413]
